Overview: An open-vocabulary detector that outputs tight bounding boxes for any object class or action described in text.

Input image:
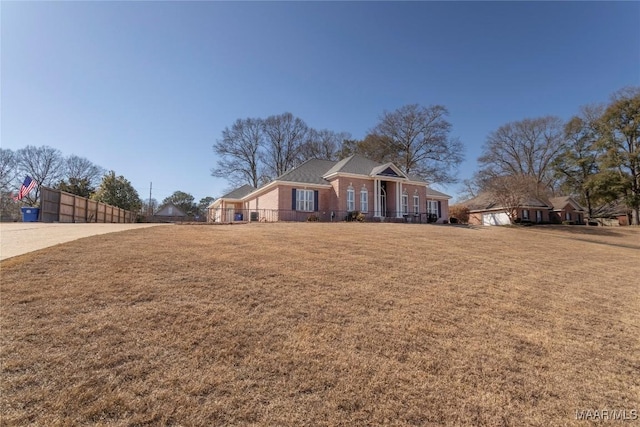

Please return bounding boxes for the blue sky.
[2,1,639,203]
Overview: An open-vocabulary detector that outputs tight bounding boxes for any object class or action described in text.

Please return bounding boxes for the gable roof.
[323,155,412,180]
[462,192,552,212]
[220,184,255,200]
[548,196,585,212]
[277,159,337,185]
[155,202,187,217]
[426,188,452,199]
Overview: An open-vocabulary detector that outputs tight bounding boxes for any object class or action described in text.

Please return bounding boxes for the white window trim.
[360,189,368,213]
[427,200,439,217]
[413,195,419,215]
[401,193,409,215]
[347,186,355,212]
[296,189,314,212]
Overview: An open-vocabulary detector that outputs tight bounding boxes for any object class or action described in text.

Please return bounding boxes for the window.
[360,188,368,213]
[413,195,419,214]
[565,211,571,221]
[402,191,408,215]
[536,210,542,223]
[522,209,530,220]
[296,189,314,211]
[427,200,439,217]
[347,186,355,212]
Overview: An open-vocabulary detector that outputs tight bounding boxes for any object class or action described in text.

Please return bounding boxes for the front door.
[379,186,387,218]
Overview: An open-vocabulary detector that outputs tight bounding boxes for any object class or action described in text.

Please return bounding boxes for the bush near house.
[448,204,470,224]
[345,211,365,222]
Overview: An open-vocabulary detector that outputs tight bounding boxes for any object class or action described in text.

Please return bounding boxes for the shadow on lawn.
[526,225,640,250]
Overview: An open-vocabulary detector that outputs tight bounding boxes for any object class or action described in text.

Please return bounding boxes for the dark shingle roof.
[461,192,551,211]
[250,155,430,188]
[221,184,256,199]
[548,196,585,211]
[276,159,337,185]
[426,188,452,198]
[324,155,383,176]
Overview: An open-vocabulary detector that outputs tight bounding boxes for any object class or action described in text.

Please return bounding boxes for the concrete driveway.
[0,223,167,261]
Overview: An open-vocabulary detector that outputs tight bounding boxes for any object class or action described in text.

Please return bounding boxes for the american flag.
[14,176,37,201]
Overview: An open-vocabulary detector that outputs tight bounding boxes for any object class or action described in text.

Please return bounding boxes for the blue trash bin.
[21,207,40,222]
[234,213,243,221]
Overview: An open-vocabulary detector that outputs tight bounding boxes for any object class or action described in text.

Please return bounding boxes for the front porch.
[373,178,410,220]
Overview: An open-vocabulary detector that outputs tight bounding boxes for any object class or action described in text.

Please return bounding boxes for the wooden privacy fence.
[39,187,137,223]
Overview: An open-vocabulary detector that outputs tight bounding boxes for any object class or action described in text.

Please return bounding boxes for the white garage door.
[482,212,511,226]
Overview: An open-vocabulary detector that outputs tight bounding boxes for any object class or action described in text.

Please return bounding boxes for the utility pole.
[148,182,152,216]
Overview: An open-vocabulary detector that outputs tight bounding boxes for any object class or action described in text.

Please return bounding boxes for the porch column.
[396,181,402,218]
[374,179,379,217]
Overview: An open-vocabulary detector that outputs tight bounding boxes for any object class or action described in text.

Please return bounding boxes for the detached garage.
[482,212,511,226]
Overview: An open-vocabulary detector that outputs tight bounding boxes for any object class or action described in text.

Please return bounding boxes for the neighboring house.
[151,202,188,222]
[548,196,586,225]
[591,200,632,226]
[208,155,451,223]
[208,185,255,223]
[463,193,585,226]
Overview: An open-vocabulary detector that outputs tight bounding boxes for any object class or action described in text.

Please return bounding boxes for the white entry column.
[374,179,379,217]
[396,181,401,218]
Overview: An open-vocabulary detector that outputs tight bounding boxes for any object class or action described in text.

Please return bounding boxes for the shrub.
[449,217,458,224]
[345,211,362,222]
[307,214,319,222]
[356,212,365,222]
[448,205,470,224]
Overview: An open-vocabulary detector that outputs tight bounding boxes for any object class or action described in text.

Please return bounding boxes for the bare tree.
[0,149,19,220]
[141,198,158,216]
[483,174,544,223]
[553,105,604,218]
[337,134,397,163]
[64,155,105,188]
[212,117,263,188]
[478,116,566,193]
[0,148,16,191]
[597,86,640,225]
[262,112,309,177]
[300,129,350,161]
[370,104,463,183]
[15,145,65,204]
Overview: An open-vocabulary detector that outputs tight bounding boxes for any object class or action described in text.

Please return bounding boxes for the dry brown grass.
[1,223,639,426]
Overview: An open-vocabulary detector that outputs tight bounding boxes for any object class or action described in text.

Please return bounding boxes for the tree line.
[465,86,640,225]
[212,105,464,188]
[0,146,142,217]
[0,145,217,221]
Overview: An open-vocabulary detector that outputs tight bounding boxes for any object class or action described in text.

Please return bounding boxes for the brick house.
[207,185,254,223]
[208,155,451,223]
[464,193,585,226]
[548,196,586,224]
